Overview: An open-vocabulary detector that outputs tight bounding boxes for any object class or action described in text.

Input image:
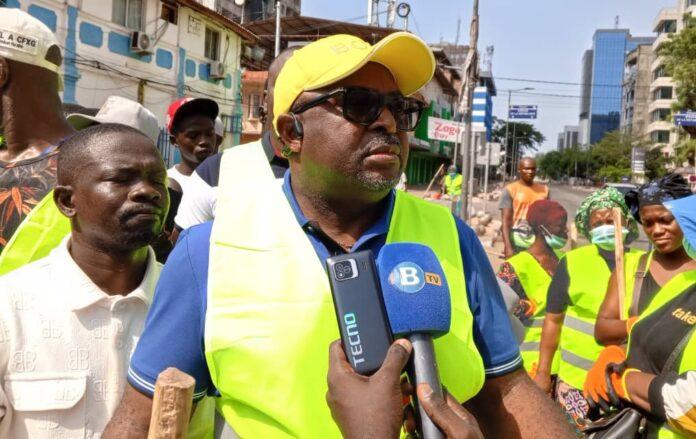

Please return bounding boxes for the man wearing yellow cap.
[106,33,571,438]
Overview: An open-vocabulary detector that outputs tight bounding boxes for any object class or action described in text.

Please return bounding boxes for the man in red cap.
[165,97,219,193]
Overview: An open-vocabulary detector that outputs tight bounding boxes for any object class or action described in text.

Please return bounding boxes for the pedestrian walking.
[500,157,549,258]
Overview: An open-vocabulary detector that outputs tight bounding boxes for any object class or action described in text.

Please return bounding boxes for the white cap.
[67,96,161,144]
[215,116,224,137]
[0,9,62,79]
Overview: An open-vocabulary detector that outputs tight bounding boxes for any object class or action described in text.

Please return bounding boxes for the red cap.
[166,97,219,134]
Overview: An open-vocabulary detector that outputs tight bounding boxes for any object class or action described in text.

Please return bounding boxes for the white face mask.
[589,224,628,251]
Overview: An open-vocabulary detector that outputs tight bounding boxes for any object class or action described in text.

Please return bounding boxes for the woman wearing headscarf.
[594,174,695,346]
[583,179,696,438]
[532,187,642,429]
[497,200,568,376]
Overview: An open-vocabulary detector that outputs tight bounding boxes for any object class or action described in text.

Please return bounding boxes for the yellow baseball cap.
[273,32,435,133]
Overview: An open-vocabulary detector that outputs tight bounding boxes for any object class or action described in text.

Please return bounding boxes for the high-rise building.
[578,30,653,146]
[557,126,579,151]
[620,44,654,140]
[578,50,593,146]
[648,1,696,156]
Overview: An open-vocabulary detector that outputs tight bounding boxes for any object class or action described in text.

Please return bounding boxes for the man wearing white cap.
[107,32,570,438]
[67,95,161,144]
[0,8,75,273]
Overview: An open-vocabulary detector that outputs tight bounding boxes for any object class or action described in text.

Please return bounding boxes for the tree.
[657,16,696,113]
[645,147,669,180]
[490,117,545,175]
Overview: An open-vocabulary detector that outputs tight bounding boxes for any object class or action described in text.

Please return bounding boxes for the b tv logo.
[388,262,442,293]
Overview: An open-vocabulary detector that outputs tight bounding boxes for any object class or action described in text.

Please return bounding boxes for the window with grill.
[205,27,220,61]
[248,94,262,119]
[113,0,143,30]
[651,108,671,122]
[653,87,673,100]
[651,130,670,143]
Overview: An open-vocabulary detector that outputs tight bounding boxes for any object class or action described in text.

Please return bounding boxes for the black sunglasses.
[290,86,426,132]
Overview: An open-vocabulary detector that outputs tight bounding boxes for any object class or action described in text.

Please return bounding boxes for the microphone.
[377,242,451,439]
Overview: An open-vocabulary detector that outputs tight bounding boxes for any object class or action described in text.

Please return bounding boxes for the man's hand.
[532,370,552,395]
[504,245,515,259]
[417,384,483,439]
[326,339,412,439]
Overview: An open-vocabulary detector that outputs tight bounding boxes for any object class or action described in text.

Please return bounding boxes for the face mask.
[590,224,628,251]
[513,230,535,249]
[449,172,457,177]
[683,238,696,261]
[540,226,567,250]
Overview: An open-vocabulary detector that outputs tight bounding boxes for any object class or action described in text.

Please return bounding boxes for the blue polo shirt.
[129,172,521,400]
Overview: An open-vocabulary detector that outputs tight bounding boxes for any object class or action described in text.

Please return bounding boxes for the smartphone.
[326,250,394,376]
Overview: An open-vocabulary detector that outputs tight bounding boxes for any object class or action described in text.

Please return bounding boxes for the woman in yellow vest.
[497,199,568,375]
[595,174,696,347]
[533,187,641,429]
[583,192,696,438]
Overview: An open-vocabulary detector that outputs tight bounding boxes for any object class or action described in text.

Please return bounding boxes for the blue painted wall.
[156,49,173,69]
[27,4,56,31]
[62,6,79,104]
[4,0,21,9]
[79,21,103,48]
[185,59,196,78]
[108,31,152,63]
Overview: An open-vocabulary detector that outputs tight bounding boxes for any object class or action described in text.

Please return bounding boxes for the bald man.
[500,157,549,258]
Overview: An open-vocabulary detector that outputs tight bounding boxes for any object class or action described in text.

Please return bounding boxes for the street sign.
[631,147,646,174]
[674,111,696,127]
[509,105,538,119]
[427,117,464,143]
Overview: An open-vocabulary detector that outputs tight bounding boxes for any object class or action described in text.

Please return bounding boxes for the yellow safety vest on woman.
[204,143,485,438]
[507,251,561,374]
[627,270,696,438]
[559,245,642,390]
[0,191,70,275]
[444,173,462,196]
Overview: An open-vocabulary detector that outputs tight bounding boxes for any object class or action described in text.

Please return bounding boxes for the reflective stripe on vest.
[628,270,696,439]
[444,174,462,196]
[205,142,485,438]
[0,190,70,275]
[559,245,641,389]
[507,251,560,373]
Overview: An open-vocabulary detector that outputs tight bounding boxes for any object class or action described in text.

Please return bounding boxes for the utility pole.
[457,0,479,220]
[367,0,379,26]
[274,0,281,56]
[386,0,397,27]
[503,90,512,183]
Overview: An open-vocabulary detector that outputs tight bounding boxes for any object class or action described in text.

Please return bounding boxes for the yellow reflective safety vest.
[0,191,70,276]
[444,173,462,196]
[627,270,696,439]
[507,251,561,374]
[558,245,642,390]
[205,142,485,438]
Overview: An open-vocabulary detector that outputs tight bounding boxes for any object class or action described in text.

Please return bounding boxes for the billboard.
[674,111,696,127]
[427,117,464,143]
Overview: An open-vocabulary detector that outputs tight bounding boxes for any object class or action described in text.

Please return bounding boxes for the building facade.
[579,30,653,146]
[620,44,654,140]
[578,49,593,146]
[557,125,579,151]
[3,0,256,161]
[213,0,300,24]
[648,0,696,156]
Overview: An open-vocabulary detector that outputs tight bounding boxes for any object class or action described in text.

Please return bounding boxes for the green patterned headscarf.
[574,187,639,242]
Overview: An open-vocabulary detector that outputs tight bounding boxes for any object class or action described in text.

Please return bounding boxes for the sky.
[302,0,677,152]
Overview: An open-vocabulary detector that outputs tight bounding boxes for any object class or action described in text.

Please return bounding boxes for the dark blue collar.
[281,170,395,250]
